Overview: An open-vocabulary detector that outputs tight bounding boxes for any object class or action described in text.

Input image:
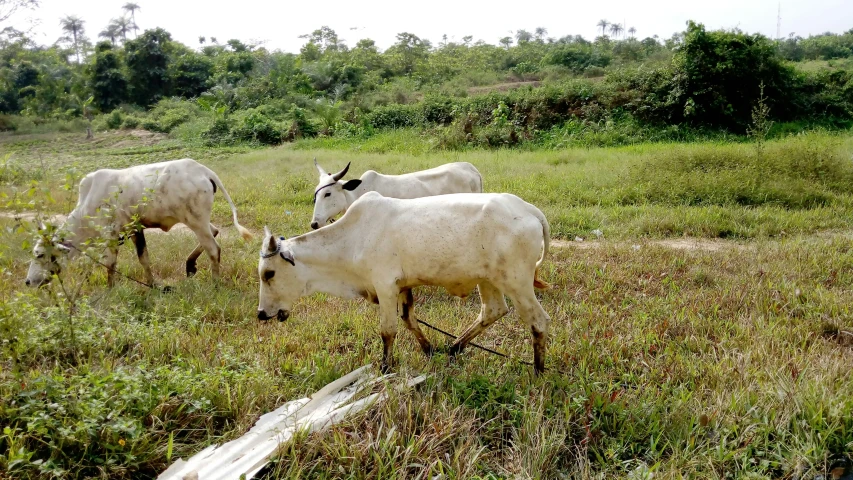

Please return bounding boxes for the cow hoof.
[447,343,465,358]
[158,285,174,293]
[421,344,436,357]
[186,262,197,277]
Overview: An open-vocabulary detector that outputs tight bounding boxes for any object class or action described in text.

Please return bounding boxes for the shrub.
[142,98,202,133]
[0,114,17,131]
[121,115,141,129]
[283,106,318,141]
[229,108,284,145]
[366,103,424,129]
[104,110,124,129]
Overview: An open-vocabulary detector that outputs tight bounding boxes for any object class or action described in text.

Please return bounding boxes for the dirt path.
[551,237,742,252]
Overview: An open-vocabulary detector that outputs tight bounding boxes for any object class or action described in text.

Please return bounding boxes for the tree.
[628,27,636,39]
[113,16,132,42]
[122,2,140,37]
[499,36,512,49]
[609,23,623,39]
[0,0,39,26]
[59,15,85,63]
[673,21,793,129]
[125,27,172,106]
[597,19,609,37]
[534,27,547,42]
[89,41,127,111]
[98,23,120,44]
[386,32,431,74]
[299,26,344,54]
[198,36,205,45]
[515,29,532,44]
[170,51,213,98]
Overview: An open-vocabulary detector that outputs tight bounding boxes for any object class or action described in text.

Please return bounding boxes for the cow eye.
[324,192,331,198]
[263,270,275,282]
[36,253,44,259]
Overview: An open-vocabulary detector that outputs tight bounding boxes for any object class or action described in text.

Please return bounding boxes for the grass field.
[1,130,853,479]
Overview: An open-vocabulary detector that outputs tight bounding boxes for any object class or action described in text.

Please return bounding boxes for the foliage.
[124,28,172,106]
[88,41,127,112]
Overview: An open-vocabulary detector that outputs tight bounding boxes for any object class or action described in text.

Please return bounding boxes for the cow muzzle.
[257,309,289,322]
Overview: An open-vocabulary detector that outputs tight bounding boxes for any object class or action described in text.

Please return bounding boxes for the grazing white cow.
[258,191,552,373]
[310,160,483,229]
[26,158,252,288]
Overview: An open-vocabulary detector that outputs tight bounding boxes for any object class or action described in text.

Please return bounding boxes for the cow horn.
[314,158,327,176]
[332,162,351,181]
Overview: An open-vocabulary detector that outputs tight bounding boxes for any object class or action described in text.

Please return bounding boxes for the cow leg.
[449,281,509,357]
[378,291,400,374]
[398,289,433,356]
[103,245,119,288]
[186,224,219,277]
[131,230,155,286]
[507,288,551,375]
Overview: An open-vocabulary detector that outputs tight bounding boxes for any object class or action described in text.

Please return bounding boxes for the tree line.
[0,1,852,147]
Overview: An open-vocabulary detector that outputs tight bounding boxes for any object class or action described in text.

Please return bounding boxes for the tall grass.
[1,131,853,478]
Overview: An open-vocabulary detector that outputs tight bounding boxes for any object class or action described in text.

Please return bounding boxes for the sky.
[7,0,853,52]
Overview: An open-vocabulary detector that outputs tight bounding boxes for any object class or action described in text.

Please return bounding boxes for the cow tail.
[532,206,551,290]
[207,171,253,241]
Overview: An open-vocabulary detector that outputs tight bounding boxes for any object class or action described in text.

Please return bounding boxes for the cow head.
[257,227,301,322]
[26,224,70,287]
[310,159,361,230]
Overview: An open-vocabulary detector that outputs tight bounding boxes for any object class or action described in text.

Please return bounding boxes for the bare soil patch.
[552,237,743,252]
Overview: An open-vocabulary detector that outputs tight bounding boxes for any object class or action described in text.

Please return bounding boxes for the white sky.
[9,0,853,52]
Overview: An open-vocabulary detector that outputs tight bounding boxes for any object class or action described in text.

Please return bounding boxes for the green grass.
[1,131,853,478]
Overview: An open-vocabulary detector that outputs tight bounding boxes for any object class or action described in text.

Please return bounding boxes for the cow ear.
[280,250,295,266]
[342,179,362,191]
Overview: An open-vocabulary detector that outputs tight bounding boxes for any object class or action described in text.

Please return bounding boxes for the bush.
[141,98,202,133]
[366,103,425,129]
[0,114,17,131]
[283,106,318,141]
[122,115,141,129]
[104,110,124,129]
[229,108,284,145]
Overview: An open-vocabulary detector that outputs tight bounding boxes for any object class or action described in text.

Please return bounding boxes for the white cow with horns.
[258,191,552,373]
[310,159,483,230]
[26,158,252,288]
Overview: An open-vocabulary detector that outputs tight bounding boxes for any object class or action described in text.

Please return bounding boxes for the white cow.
[258,191,552,373]
[26,158,252,288]
[310,160,483,229]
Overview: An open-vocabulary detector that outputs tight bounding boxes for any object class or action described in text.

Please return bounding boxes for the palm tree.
[597,19,609,37]
[122,2,140,37]
[609,23,623,39]
[515,29,532,44]
[534,27,547,42]
[628,27,636,39]
[499,36,512,49]
[113,16,132,42]
[59,15,85,63]
[98,24,120,44]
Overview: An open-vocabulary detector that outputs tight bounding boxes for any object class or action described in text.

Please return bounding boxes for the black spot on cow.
[209,178,217,193]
